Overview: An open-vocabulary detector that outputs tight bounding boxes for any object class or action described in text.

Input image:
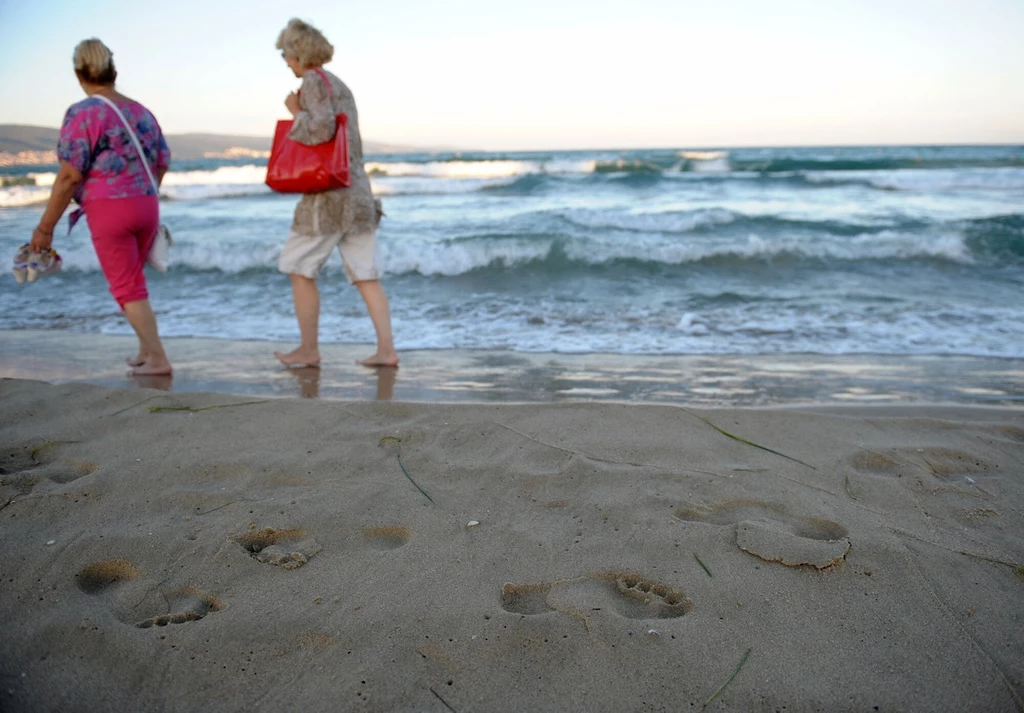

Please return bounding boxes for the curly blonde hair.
[74,38,117,85]
[276,19,334,67]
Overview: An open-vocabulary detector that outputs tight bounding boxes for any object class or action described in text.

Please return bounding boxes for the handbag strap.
[93,95,159,193]
[311,68,333,100]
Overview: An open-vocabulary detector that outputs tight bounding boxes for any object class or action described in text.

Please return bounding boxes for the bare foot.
[125,353,148,367]
[129,360,173,376]
[359,350,399,368]
[275,347,321,368]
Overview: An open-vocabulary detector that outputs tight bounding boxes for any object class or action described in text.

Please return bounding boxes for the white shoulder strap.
[93,95,159,192]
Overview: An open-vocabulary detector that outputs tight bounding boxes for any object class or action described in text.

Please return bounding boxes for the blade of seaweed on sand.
[686,411,815,470]
[31,441,81,461]
[106,395,166,417]
[379,436,435,504]
[844,474,859,500]
[430,687,458,713]
[695,553,713,577]
[148,400,266,413]
[704,647,752,708]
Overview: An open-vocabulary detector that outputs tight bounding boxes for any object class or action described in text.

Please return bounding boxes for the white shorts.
[278,229,383,283]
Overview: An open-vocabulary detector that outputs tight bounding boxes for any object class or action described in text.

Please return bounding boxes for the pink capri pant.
[84,195,160,308]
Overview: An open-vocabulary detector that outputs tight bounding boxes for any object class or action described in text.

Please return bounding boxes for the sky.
[0,0,1022,151]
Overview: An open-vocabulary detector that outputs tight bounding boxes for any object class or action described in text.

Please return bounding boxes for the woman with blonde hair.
[29,38,173,376]
[273,18,398,368]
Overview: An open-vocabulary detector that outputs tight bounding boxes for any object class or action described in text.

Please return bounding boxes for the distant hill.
[0,125,60,153]
[0,124,429,163]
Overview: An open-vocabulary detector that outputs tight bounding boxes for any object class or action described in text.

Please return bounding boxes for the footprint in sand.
[501,572,692,620]
[134,588,222,629]
[848,450,905,478]
[994,426,1024,444]
[76,559,221,628]
[233,526,322,569]
[911,447,997,482]
[675,499,850,569]
[849,447,997,483]
[363,526,412,551]
[0,441,97,496]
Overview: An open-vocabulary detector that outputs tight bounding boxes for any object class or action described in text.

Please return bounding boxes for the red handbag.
[265,68,351,193]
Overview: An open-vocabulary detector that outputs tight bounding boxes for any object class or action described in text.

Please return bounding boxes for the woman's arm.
[30,160,83,251]
[287,72,337,146]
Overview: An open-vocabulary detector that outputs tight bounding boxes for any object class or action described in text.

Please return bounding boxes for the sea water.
[1,145,1022,358]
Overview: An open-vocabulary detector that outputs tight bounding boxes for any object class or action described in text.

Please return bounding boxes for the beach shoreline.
[2,329,1023,407]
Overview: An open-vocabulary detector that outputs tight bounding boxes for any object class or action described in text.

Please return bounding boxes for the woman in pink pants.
[30,38,173,376]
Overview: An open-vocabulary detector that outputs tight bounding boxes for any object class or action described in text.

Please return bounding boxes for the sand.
[1,375,1023,712]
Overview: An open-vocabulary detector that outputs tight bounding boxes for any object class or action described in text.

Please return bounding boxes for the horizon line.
[1,123,1022,155]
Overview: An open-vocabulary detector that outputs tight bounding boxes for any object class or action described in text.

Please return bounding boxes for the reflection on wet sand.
[286,366,321,399]
[282,365,396,401]
[129,373,173,392]
[2,331,1023,406]
[375,366,396,401]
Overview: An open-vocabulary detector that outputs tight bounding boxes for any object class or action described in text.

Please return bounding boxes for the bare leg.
[122,299,172,376]
[355,279,398,367]
[275,273,322,367]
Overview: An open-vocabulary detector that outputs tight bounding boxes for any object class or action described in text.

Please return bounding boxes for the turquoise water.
[1,145,1022,357]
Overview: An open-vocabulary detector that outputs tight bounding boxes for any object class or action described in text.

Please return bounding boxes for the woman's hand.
[30,227,54,252]
[285,92,301,117]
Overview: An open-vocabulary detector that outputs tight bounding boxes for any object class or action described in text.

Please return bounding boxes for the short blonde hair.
[74,38,117,85]
[276,19,333,67]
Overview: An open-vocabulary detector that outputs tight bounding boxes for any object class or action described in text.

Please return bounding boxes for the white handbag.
[147,224,173,272]
[94,95,173,272]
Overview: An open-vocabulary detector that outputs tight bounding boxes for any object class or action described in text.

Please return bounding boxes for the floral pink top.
[57,96,171,206]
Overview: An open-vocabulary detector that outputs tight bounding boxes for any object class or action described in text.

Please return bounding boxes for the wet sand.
[1,370,1023,710]
[2,330,1023,406]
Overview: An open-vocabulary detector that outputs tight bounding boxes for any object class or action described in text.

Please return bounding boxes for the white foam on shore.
[367,160,538,179]
[679,151,732,172]
[161,165,267,186]
[559,207,738,234]
[0,185,50,207]
[34,219,975,275]
[366,159,598,179]
[29,172,57,187]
